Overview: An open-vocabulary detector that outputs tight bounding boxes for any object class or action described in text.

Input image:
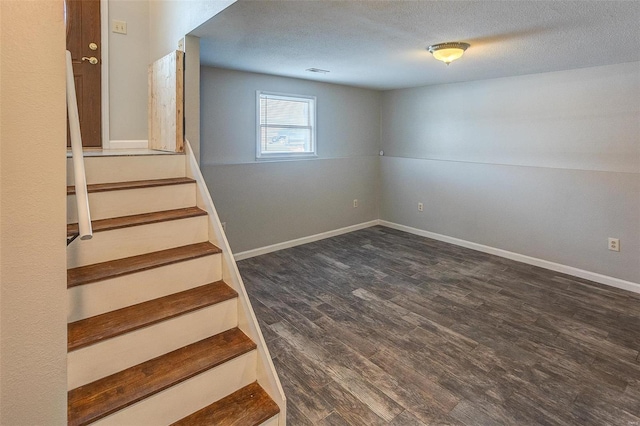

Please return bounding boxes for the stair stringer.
[184,141,287,425]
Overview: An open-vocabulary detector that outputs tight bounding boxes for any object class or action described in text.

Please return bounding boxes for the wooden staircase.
[66,152,283,425]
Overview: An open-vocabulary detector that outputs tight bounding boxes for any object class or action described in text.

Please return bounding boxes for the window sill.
[256,154,319,162]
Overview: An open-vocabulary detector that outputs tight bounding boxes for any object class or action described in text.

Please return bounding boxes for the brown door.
[66,0,101,148]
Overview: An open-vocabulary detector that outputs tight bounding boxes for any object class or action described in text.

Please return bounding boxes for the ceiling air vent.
[306,68,330,74]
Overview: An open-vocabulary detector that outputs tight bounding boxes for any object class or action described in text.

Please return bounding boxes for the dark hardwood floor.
[238,226,640,425]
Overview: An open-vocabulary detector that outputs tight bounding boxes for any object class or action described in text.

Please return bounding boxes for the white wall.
[380,62,640,284]
[148,0,235,61]
[0,1,67,423]
[108,0,149,142]
[201,67,381,253]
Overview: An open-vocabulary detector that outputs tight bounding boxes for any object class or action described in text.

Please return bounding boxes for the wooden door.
[66,0,101,147]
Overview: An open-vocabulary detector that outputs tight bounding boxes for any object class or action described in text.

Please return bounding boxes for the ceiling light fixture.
[427,42,470,65]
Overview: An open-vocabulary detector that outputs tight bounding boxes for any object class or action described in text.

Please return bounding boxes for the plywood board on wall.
[149,50,184,152]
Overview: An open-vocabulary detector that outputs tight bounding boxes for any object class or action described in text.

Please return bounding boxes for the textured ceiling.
[192,0,640,90]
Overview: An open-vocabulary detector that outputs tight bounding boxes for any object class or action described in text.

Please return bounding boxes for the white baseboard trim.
[234,220,380,261]
[379,220,640,295]
[108,140,149,150]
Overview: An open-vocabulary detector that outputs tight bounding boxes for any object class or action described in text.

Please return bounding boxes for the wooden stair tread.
[67,206,207,237]
[171,382,280,426]
[68,328,256,426]
[67,177,195,195]
[68,281,237,351]
[67,242,221,288]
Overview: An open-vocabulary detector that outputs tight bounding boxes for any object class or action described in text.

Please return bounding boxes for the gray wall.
[108,0,150,141]
[200,67,381,253]
[380,62,640,283]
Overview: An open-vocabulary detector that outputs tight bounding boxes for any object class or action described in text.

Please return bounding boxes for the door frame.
[100,0,110,149]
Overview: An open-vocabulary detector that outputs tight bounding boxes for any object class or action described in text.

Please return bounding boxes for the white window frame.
[256,91,317,160]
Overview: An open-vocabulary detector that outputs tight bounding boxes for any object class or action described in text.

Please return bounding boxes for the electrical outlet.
[418,202,424,212]
[112,20,127,34]
[221,222,227,232]
[353,199,358,208]
[608,238,620,252]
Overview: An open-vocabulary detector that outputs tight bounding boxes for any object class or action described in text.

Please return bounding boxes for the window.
[257,91,317,159]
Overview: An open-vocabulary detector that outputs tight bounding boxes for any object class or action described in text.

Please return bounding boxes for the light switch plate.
[112,20,127,34]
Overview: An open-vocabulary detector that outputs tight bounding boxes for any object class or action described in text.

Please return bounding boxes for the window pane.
[261,127,312,153]
[260,96,310,126]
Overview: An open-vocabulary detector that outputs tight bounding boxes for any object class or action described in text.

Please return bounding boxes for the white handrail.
[66,50,93,240]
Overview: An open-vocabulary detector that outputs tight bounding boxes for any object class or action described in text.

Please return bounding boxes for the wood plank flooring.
[237,226,640,426]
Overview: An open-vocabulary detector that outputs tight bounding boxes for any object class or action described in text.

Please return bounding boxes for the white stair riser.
[68,255,223,322]
[67,216,208,268]
[68,299,238,390]
[260,415,279,426]
[67,155,185,185]
[93,351,257,426]
[67,183,196,224]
